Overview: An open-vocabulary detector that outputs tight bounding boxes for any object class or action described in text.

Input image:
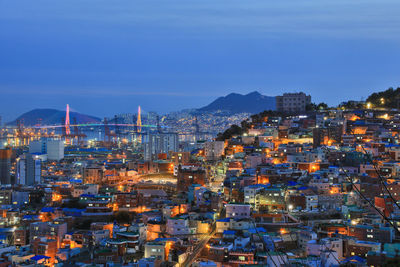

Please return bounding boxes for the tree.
[306,103,317,111]
[366,87,400,108]
[216,124,243,141]
[61,198,86,209]
[113,211,132,224]
[317,102,328,110]
[306,102,328,111]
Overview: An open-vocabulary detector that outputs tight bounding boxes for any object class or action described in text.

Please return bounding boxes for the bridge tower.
[65,104,71,135]
[65,104,71,144]
[137,106,142,143]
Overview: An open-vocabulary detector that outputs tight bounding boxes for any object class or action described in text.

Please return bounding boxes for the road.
[182,224,216,267]
[182,206,225,266]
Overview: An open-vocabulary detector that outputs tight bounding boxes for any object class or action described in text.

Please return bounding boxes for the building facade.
[17,153,41,185]
[144,133,179,161]
[276,92,311,113]
[0,149,12,185]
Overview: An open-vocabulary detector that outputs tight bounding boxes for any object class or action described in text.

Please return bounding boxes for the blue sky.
[1,0,400,121]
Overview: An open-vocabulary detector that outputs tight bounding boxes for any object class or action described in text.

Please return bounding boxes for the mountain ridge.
[7,91,276,125]
[197,91,276,114]
[7,108,101,126]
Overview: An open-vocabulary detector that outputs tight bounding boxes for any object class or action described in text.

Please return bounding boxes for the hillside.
[8,108,101,126]
[366,87,400,109]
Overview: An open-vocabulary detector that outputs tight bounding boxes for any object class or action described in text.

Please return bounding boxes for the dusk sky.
[1,0,400,121]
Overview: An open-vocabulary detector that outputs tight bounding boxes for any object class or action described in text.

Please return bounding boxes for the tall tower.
[65,104,71,135]
[65,104,71,144]
[137,106,142,143]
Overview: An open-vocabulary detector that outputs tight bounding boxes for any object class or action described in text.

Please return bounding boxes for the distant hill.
[366,87,400,109]
[198,91,276,114]
[7,108,101,126]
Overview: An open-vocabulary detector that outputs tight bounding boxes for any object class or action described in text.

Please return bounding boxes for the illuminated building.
[348,223,395,244]
[171,151,190,165]
[345,239,380,258]
[114,192,138,211]
[256,187,286,211]
[143,133,179,161]
[116,231,140,251]
[30,221,67,248]
[29,138,64,161]
[244,184,269,209]
[204,141,225,161]
[31,237,57,263]
[177,166,206,191]
[16,153,41,185]
[225,203,251,219]
[83,166,104,184]
[228,250,255,265]
[14,228,28,246]
[144,241,166,260]
[0,188,12,205]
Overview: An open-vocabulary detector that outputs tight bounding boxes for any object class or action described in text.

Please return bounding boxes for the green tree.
[317,102,328,110]
[366,87,400,108]
[216,124,243,141]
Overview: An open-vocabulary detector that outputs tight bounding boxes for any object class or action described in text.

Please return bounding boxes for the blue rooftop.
[341,256,366,264]
[297,186,308,191]
[23,215,39,220]
[41,207,54,213]
[248,227,267,234]
[31,255,50,261]
[80,194,95,198]
[223,230,236,235]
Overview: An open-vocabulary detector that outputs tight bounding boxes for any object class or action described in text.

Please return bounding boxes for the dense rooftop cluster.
[1,106,400,266]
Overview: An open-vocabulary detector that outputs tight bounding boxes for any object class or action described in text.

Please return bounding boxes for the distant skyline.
[1,0,400,121]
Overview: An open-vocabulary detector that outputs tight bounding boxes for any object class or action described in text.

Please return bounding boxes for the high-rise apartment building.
[276,92,311,113]
[29,138,64,161]
[143,133,179,161]
[46,139,64,161]
[17,153,41,185]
